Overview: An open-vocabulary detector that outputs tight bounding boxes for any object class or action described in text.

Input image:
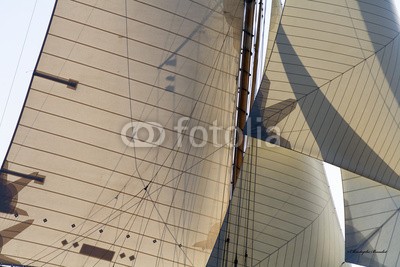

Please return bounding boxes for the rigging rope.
[0,0,38,130]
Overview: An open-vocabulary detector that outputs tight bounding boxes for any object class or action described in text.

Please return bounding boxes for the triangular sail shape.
[249,0,400,187]
[0,0,243,265]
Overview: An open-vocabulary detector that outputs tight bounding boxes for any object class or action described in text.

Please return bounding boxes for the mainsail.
[1,0,400,266]
[0,0,242,265]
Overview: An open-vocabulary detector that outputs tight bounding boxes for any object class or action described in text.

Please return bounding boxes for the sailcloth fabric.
[250,0,400,188]
[207,139,345,267]
[2,0,400,266]
[0,0,242,265]
[343,169,400,267]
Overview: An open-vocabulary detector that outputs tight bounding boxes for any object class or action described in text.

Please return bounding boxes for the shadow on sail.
[273,27,398,188]
[343,169,400,267]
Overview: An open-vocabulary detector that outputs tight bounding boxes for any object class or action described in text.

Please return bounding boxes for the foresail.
[207,139,345,266]
[0,0,242,266]
[343,169,400,267]
[249,0,400,187]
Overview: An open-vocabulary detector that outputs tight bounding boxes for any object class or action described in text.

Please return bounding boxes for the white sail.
[2,0,400,266]
[249,0,400,186]
[207,139,345,266]
[264,0,282,72]
[0,0,242,265]
[343,169,400,267]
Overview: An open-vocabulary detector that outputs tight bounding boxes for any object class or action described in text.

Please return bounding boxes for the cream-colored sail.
[0,0,242,265]
[264,0,281,71]
[251,0,400,187]
[343,169,400,267]
[207,139,345,266]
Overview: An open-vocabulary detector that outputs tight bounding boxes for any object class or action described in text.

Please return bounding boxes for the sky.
[0,0,55,163]
[1,1,399,266]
